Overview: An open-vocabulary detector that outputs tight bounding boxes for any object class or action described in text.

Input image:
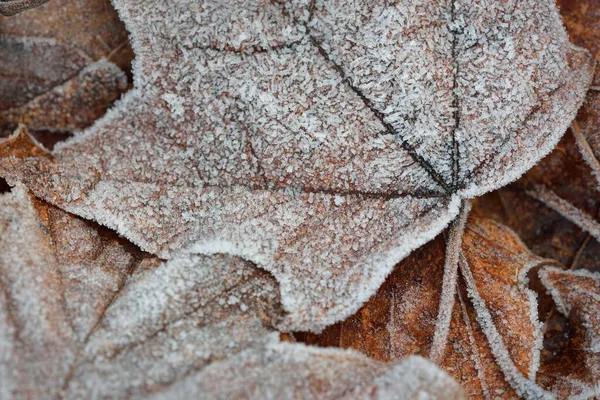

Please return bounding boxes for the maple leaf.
[0,0,592,332]
[0,184,463,399]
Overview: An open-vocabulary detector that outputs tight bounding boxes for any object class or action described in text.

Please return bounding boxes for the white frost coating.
[149,342,463,400]
[523,263,546,382]
[459,254,553,399]
[161,92,185,121]
[0,0,592,330]
[429,200,470,363]
[456,288,490,399]
[186,194,463,331]
[527,185,600,243]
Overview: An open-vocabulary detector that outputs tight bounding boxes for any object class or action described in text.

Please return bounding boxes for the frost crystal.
[0,0,592,330]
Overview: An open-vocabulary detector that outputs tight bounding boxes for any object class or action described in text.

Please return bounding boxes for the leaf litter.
[0,0,599,399]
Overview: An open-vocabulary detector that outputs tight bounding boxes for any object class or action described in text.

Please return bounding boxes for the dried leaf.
[0,184,462,399]
[0,0,132,140]
[0,36,90,111]
[537,267,600,398]
[0,0,591,331]
[0,0,132,72]
[300,217,554,398]
[1,59,127,132]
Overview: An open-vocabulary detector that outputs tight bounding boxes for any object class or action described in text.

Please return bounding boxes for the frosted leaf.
[150,344,463,400]
[0,0,133,144]
[0,0,48,16]
[300,217,553,399]
[0,0,592,330]
[537,267,600,399]
[0,184,150,399]
[1,59,128,132]
[61,252,282,398]
[458,219,552,399]
[0,37,90,111]
[0,0,133,70]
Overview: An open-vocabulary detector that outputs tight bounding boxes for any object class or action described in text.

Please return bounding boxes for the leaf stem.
[571,121,600,186]
[526,184,600,242]
[429,200,471,363]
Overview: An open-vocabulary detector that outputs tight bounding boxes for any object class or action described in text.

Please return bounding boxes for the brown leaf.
[0,60,127,132]
[537,267,600,398]
[0,0,133,73]
[0,0,132,141]
[0,37,90,111]
[0,184,151,398]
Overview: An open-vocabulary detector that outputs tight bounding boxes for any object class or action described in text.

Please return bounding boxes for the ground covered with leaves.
[0,0,599,399]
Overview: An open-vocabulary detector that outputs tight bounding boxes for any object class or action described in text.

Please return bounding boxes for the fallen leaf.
[153,345,463,400]
[0,0,132,141]
[0,0,133,74]
[0,36,90,111]
[1,59,127,132]
[0,183,153,398]
[0,184,463,399]
[537,267,600,398]
[0,0,592,332]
